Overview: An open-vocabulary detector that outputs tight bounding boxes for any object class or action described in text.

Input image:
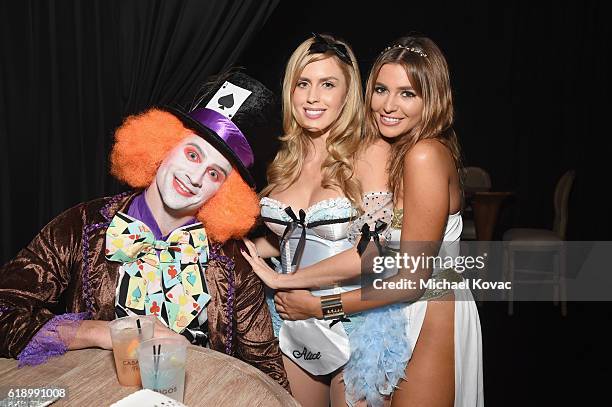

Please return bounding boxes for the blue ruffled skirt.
[344,304,411,407]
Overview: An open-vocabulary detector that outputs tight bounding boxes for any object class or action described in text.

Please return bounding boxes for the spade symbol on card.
[217,94,234,110]
[205,81,252,119]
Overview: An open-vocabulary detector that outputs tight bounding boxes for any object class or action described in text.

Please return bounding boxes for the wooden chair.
[460,166,492,240]
[503,170,576,316]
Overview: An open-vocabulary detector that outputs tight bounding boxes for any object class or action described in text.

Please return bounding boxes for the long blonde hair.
[261,34,363,206]
[363,36,462,201]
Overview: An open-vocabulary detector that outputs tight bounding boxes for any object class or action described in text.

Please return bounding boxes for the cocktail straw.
[157,344,161,371]
[157,344,162,388]
[153,344,159,388]
[136,319,142,337]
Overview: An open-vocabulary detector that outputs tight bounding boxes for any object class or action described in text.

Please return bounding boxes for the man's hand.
[152,319,190,345]
[274,290,323,320]
[68,318,189,352]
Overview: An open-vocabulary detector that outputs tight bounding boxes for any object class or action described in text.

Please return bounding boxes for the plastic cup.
[137,337,187,402]
[109,316,155,386]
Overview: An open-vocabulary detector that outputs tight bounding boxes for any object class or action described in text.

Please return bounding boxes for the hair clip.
[382,44,428,58]
[308,33,353,65]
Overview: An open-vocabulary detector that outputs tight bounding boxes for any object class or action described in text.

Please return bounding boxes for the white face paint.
[154,134,232,213]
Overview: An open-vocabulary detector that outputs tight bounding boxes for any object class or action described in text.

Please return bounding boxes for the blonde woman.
[245,36,484,407]
[242,34,394,406]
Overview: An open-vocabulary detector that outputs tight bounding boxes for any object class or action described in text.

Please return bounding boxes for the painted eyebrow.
[186,142,205,157]
[211,164,228,177]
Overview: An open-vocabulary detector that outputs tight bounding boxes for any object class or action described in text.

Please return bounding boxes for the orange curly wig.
[110,108,259,242]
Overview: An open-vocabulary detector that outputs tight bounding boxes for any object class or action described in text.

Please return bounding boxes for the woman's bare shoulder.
[403,139,454,170]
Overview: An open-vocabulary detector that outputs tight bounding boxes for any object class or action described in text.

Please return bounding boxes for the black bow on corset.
[282,207,307,266]
[356,220,388,257]
[262,207,353,270]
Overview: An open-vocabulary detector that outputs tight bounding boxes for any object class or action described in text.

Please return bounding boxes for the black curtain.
[0,0,279,263]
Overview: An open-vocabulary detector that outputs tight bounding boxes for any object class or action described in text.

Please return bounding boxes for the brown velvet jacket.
[0,192,289,391]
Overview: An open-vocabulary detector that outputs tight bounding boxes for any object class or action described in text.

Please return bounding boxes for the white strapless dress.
[389,209,484,407]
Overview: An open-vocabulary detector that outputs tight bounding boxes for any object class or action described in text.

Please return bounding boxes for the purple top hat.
[162,72,275,189]
[162,105,256,188]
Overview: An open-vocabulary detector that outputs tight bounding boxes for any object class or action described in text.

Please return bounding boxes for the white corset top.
[261,197,355,241]
[261,197,356,276]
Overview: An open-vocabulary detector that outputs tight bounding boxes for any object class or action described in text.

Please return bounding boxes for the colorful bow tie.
[106,212,211,333]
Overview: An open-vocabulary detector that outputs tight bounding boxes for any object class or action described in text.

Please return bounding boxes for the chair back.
[553,170,576,239]
[461,166,492,192]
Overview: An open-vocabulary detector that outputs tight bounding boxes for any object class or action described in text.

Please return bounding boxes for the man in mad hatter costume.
[0,72,289,390]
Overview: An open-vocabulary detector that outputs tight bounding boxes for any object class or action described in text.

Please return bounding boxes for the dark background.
[237,0,610,243]
[1,1,610,405]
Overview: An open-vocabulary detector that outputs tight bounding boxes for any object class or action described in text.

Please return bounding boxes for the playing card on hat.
[205,81,252,120]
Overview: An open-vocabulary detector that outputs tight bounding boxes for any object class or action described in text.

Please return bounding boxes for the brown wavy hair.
[110,108,259,242]
[363,36,462,201]
[260,34,363,206]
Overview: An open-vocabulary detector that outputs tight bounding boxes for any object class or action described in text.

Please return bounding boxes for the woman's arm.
[242,241,362,289]
[274,141,453,319]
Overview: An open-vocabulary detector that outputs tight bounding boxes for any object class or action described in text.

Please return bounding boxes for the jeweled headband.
[308,33,352,65]
[381,44,428,58]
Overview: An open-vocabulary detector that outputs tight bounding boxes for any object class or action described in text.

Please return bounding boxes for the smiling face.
[371,63,424,138]
[154,134,232,214]
[291,57,348,134]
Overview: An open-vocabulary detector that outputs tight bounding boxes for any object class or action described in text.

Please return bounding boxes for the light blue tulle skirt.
[344,304,411,407]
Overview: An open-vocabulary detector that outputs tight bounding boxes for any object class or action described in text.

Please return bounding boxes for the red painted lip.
[173,177,194,197]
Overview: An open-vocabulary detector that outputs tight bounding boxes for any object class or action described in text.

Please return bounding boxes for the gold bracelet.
[320,293,345,320]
